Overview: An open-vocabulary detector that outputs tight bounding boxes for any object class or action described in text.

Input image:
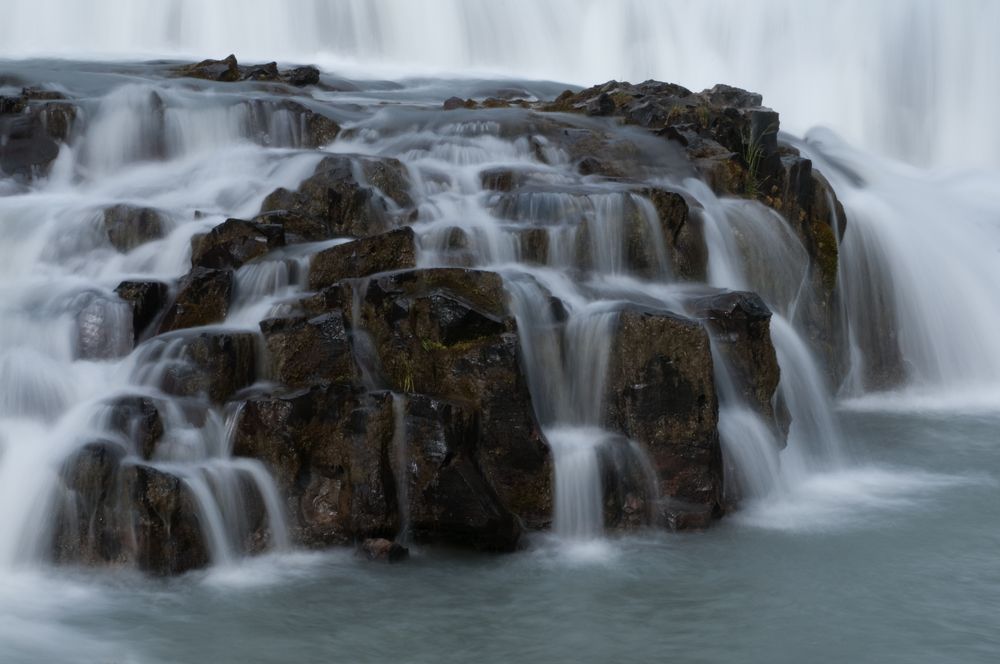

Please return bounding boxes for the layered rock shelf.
[4,57,848,574]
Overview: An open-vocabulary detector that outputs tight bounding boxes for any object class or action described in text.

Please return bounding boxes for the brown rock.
[158,267,233,333]
[604,306,722,522]
[307,227,416,291]
[190,218,284,269]
[115,280,168,342]
[259,312,355,388]
[102,205,165,252]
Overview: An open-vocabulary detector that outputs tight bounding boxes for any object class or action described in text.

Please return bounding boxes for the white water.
[0,0,996,563]
[0,82,326,569]
[3,0,999,169]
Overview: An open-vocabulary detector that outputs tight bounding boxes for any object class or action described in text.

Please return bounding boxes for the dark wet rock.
[173,55,322,88]
[308,227,417,291]
[660,498,716,530]
[252,210,330,244]
[190,218,284,270]
[605,307,722,522]
[540,79,847,383]
[53,447,213,574]
[102,205,166,253]
[635,188,708,281]
[348,268,552,528]
[399,394,522,550]
[358,537,408,563]
[232,384,398,546]
[285,66,321,87]
[174,54,241,82]
[259,155,412,240]
[0,96,76,178]
[158,267,233,333]
[53,441,129,565]
[688,291,781,429]
[265,100,340,147]
[232,385,521,550]
[122,463,211,574]
[260,311,355,388]
[243,62,281,82]
[158,331,257,404]
[765,152,848,381]
[115,280,169,342]
[598,434,658,531]
[443,97,477,110]
[103,396,164,460]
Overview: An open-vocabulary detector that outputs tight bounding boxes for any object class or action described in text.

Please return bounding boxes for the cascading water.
[1,4,999,663]
[0,78,333,571]
[3,0,999,169]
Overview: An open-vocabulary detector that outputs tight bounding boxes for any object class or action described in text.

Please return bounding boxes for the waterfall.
[795,130,1000,407]
[2,1,998,168]
[1,0,997,563]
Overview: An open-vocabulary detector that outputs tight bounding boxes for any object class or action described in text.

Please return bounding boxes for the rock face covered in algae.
[34,58,848,574]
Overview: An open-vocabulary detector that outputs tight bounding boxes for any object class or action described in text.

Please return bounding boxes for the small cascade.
[390,393,410,544]
[347,277,388,391]
[709,340,784,501]
[689,175,850,498]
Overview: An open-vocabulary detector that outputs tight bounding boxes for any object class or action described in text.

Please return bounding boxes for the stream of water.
[0,1,998,662]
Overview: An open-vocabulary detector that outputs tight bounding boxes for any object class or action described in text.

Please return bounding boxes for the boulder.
[635,188,708,281]
[232,384,398,546]
[597,434,658,530]
[53,441,128,565]
[307,227,417,291]
[397,394,522,550]
[252,210,331,244]
[121,463,211,574]
[260,311,355,388]
[53,446,211,574]
[158,267,233,333]
[258,155,411,240]
[349,268,552,528]
[358,538,408,563]
[102,205,165,252]
[232,386,522,550]
[604,306,722,524]
[284,66,321,87]
[172,55,321,88]
[173,54,241,82]
[157,331,258,404]
[687,291,781,428]
[0,97,76,178]
[115,280,168,341]
[102,396,164,459]
[190,218,284,270]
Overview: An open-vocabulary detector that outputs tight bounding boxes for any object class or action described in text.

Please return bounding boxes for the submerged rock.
[103,395,164,460]
[0,93,76,178]
[102,205,166,252]
[358,538,408,563]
